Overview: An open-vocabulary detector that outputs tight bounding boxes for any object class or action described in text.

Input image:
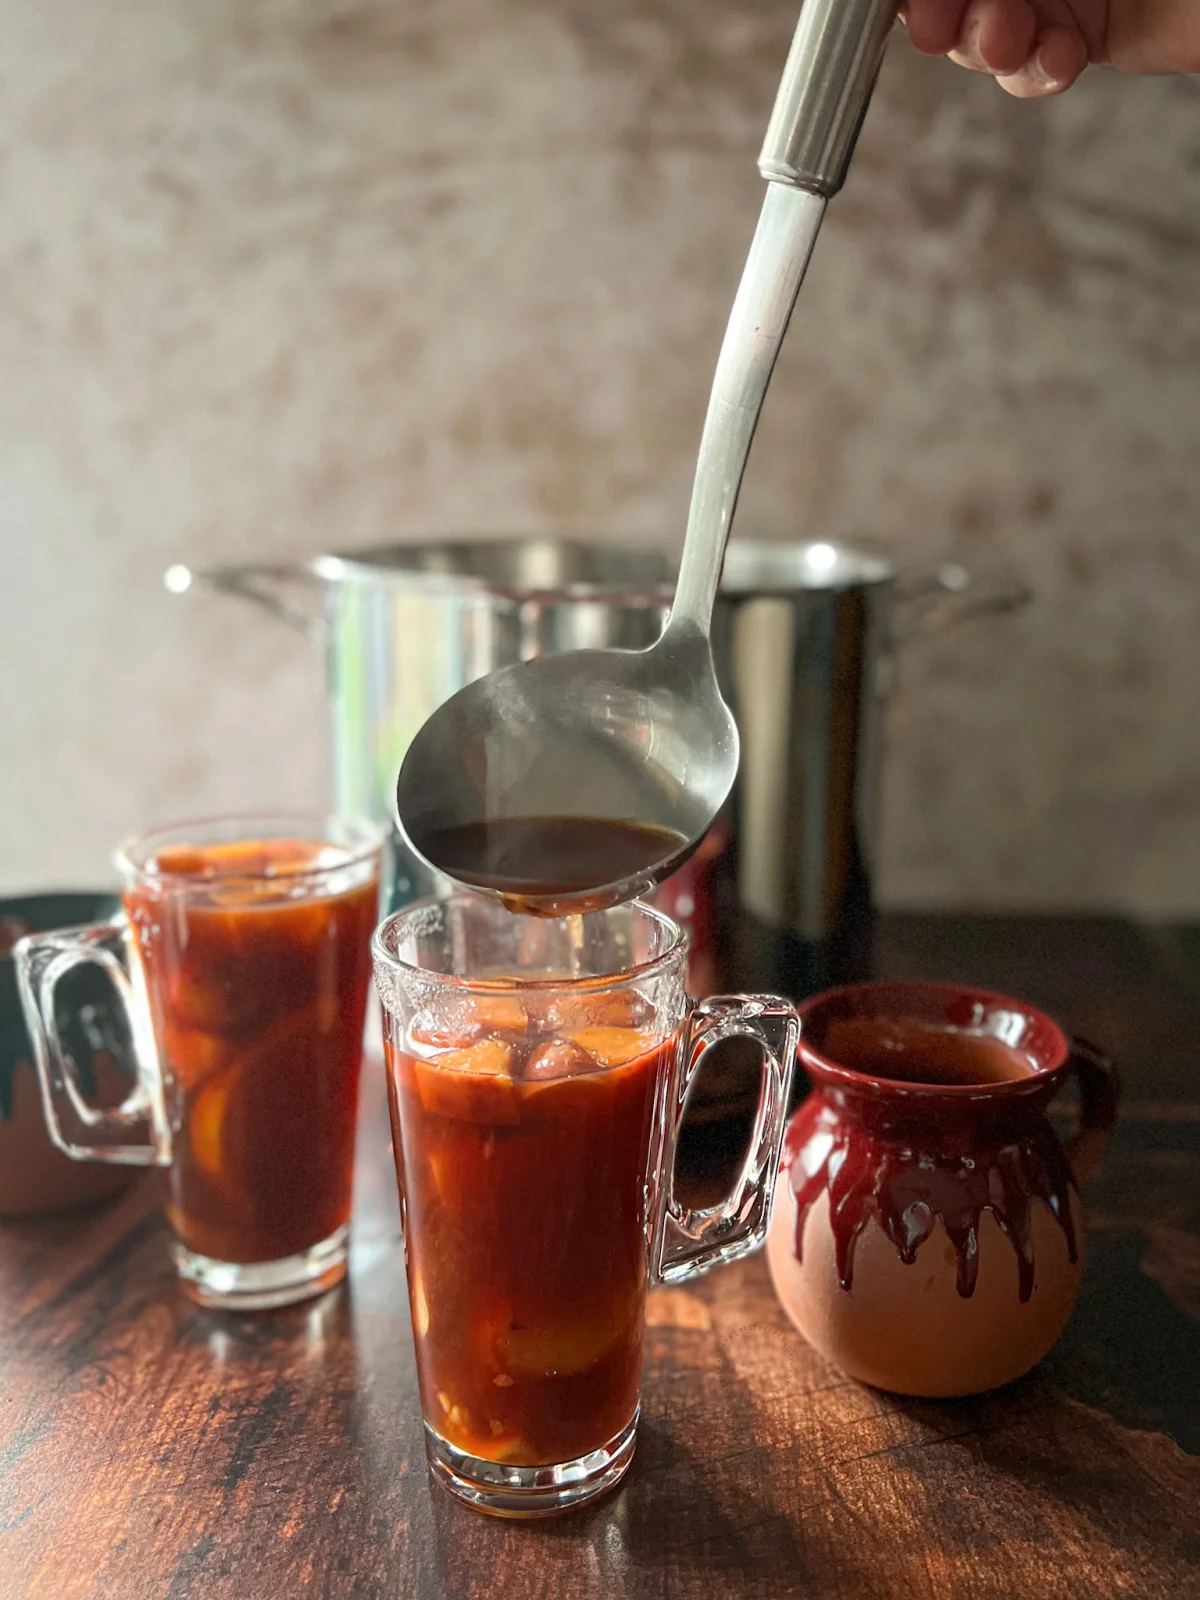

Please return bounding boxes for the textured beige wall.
[2,1,1198,913]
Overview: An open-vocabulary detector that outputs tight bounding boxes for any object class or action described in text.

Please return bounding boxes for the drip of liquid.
[783,1014,1074,1300]
[783,1105,1079,1303]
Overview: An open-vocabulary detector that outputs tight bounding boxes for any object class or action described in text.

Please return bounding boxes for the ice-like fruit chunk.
[413,1037,519,1126]
[410,993,528,1049]
[466,993,528,1034]
[523,1040,597,1082]
[542,989,652,1033]
[567,1026,658,1069]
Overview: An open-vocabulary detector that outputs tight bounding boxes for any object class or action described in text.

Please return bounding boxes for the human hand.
[901,0,1200,97]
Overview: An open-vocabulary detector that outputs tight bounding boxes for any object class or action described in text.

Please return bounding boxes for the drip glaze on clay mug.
[766,981,1119,1397]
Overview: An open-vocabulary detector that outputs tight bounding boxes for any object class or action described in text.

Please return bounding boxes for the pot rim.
[308,535,894,601]
[309,537,677,603]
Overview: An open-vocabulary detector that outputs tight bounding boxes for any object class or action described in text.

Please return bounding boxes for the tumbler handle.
[15,922,170,1166]
[652,996,798,1286]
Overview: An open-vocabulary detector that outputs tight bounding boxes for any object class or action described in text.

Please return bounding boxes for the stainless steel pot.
[168,541,674,907]
[676,541,1031,1000]
[167,538,1028,994]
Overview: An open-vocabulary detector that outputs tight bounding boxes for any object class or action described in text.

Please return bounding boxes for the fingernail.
[962,14,986,66]
[1029,51,1061,88]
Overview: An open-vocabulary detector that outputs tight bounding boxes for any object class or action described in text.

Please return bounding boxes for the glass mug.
[372,894,799,1517]
[16,814,383,1310]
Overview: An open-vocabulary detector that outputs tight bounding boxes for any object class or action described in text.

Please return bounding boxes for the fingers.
[947,0,1038,76]
[995,23,1090,95]
[899,0,971,58]
[901,0,1091,97]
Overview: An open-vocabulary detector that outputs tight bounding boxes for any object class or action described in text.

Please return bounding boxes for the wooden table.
[2,915,1198,1599]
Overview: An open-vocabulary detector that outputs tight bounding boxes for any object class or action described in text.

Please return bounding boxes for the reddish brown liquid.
[385,988,671,1466]
[417,816,686,909]
[821,1016,1037,1086]
[125,838,378,1266]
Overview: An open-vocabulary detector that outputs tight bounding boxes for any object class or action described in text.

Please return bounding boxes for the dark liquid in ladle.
[418,817,688,911]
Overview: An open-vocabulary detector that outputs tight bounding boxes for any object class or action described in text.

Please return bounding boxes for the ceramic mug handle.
[1063,1036,1120,1186]
[652,995,799,1287]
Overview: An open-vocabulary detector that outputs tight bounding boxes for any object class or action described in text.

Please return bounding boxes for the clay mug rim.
[795,979,1073,1113]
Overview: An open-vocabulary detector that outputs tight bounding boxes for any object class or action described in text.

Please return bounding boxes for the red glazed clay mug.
[766,981,1118,1397]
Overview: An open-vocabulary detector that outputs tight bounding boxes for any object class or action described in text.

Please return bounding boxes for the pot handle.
[164,561,322,639]
[891,562,1032,645]
[1063,1036,1120,1186]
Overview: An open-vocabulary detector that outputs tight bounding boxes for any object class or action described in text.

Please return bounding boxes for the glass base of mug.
[173,1223,349,1311]
[424,1409,638,1518]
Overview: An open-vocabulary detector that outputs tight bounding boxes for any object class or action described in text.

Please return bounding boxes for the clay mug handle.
[1063,1037,1119,1186]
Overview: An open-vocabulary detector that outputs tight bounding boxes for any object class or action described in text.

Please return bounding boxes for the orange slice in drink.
[566,1026,658,1069]
[186,1073,233,1184]
[161,1022,229,1090]
[191,1000,346,1196]
[412,1037,519,1126]
[492,1307,632,1380]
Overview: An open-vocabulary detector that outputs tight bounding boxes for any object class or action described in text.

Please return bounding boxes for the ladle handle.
[760,0,902,198]
[667,183,826,643]
[668,1,899,643]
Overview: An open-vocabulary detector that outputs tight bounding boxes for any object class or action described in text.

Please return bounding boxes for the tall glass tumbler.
[17,814,383,1309]
[373,894,799,1517]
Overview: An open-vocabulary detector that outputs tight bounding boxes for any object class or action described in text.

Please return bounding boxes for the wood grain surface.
[2,915,1198,1599]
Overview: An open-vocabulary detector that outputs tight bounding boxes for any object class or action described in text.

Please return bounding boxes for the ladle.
[395,0,901,916]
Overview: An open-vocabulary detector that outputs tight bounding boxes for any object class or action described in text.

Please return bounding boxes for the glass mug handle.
[15,922,170,1166]
[653,995,799,1286]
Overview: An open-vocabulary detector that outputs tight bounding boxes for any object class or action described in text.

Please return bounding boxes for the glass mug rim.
[372,893,687,994]
[114,811,386,887]
[796,979,1072,1101]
